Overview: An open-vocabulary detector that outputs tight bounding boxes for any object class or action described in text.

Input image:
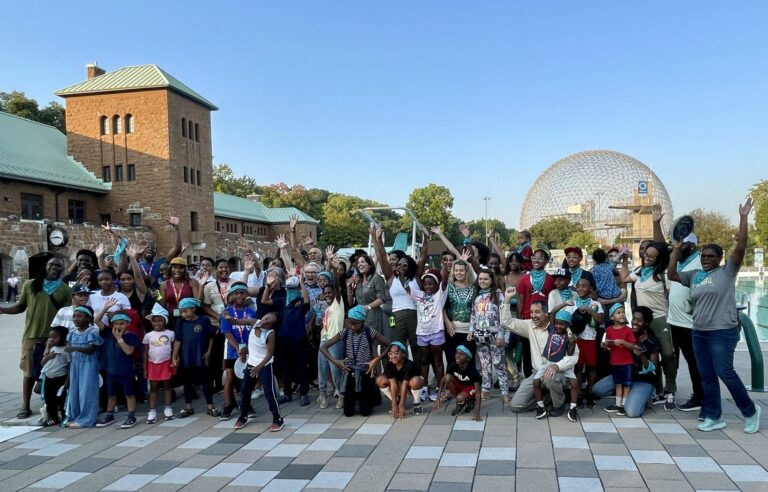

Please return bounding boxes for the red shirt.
[606,325,636,366]
[519,244,533,272]
[517,272,555,319]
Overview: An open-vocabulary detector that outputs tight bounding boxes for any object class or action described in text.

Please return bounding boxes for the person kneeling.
[376,341,424,418]
[435,345,482,421]
[534,311,579,422]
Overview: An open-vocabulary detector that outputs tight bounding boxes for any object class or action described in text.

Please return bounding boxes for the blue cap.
[179,298,201,309]
[609,303,624,317]
[347,305,367,321]
[555,310,572,324]
[227,284,248,295]
[73,306,94,318]
[110,313,132,323]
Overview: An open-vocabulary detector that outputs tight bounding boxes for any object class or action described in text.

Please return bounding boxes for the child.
[320,306,389,417]
[219,282,256,420]
[173,297,219,417]
[277,276,311,406]
[143,303,175,423]
[534,311,579,422]
[316,281,346,409]
[516,230,534,272]
[435,345,482,420]
[65,306,104,428]
[467,270,508,404]
[39,326,70,427]
[376,341,424,418]
[234,313,284,431]
[94,311,140,428]
[602,304,637,416]
[591,249,622,302]
[547,268,572,308]
[51,284,93,330]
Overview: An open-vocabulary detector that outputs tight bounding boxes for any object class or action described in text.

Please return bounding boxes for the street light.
[483,196,491,245]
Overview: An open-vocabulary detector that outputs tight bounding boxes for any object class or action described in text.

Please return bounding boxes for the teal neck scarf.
[558,288,572,301]
[43,278,62,296]
[693,267,721,287]
[517,241,531,254]
[639,266,655,282]
[575,297,592,310]
[530,270,546,293]
[569,267,582,287]
[677,251,700,272]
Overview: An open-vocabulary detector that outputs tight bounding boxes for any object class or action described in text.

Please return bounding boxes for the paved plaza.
[1,312,768,491]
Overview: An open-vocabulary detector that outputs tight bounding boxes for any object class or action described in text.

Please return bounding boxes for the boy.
[535,310,579,421]
[95,312,140,428]
[602,304,636,415]
[435,345,482,420]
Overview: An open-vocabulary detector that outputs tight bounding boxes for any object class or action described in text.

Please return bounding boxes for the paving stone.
[472,475,515,491]
[663,444,709,457]
[647,422,688,434]
[515,468,557,492]
[291,450,335,465]
[132,460,184,475]
[476,460,515,476]
[228,470,280,487]
[629,449,674,464]
[557,477,604,492]
[387,472,433,491]
[432,466,475,483]
[322,457,364,472]
[356,423,392,435]
[478,446,516,461]
[241,437,282,451]
[428,482,473,492]
[30,443,79,456]
[104,474,160,491]
[697,439,741,452]
[398,458,439,474]
[265,443,309,457]
[439,452,478,467]
[707,450,758,465]
[552,436,589,449]
[295,423,332,434]
[178,436,221,449]
[674,456,723,473]
[320,428,355,439]
[582,422,617,433]
[682,471,739,490]
[334,443,376,457]
[0,454,50,469]
[554,448,595,462]
[153,468,206,484]
[594,455,637,471]
[556,460,599,478]
[636,463,686,481]
[15,437,64,449]
[585,432,623,444]
[721,464,768,482]
[643,479,693,492]
[306,470,354,490]
[198,443,242,456]
[202,462,251,478]
[453,420,485,432]
[29,470,90,489]
[516,441,555,469]
[116,435,163,448]
[306,438,347,452]
[218,433,257,444]
[611,418,647,429]
[406,446,444,460]
[444,441,481,453]
[247,457,293,470]
[588,443,629,456]
[64,457,116,473]
[449,430,483,441]
[597,470,646,488]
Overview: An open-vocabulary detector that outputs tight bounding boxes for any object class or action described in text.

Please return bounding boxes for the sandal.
[177,408,194,418]
[206,407,221,417]
[16,409,32,419]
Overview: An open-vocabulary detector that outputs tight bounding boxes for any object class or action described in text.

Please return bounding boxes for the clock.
[47,226,69,248]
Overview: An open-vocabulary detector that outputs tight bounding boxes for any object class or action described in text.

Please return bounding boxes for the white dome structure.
[519,150,673,243]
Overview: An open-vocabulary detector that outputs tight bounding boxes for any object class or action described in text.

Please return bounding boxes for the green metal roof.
[0,111,111,193]
[55,64,218,110]
[213,192,319,224]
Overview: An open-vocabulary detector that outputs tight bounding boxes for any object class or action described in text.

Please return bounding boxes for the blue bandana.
[693,267,721,287]
[348,305,367,321]
[179,298,201,309]
[530,270,546,293]
[554,310,572,324]
[43,278,63,296]
[557,288,573,301]
[456,345,473,359]
[111,313,132,323]
[639,266,655,282]
[609,303,623,318]
[569,267,582,288]
[677,251,700,272]
[389,341,407,353]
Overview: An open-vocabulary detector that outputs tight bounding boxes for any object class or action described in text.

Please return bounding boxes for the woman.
[668,198,760,433]
[122,243,149,316]
[618,241,676,408]
[346,254,388,334]
[159,257,200,323]
[444,253,476,366]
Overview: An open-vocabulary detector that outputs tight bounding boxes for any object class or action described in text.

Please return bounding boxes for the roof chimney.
[86,63,105,80]
[246,194,262,202]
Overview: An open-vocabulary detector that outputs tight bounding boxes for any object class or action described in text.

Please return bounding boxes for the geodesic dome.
[519,150,673,242]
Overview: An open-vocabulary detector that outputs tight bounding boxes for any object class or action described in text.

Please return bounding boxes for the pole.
[483,196,491,245]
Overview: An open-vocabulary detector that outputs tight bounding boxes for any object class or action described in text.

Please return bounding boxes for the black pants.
[520,337,533,378]
[182,366,213,405]
[240,363,281,422]
[670,324,704,400]
[209,331,226,391]
[42,375,67,423]
[393,309,420,367]
[344,370,378,417]
[279,337,309,397]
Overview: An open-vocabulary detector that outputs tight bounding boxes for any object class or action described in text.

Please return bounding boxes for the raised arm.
[487,228,506,273]
[429,225,461,259]
[165,214,182,259]
[289,214,306,270]
[732,197,753,269]
[651,205,666,243]
[668,240,682,283]
[371,225,394,280]
[275,234,295,274]
[127,243,148,300]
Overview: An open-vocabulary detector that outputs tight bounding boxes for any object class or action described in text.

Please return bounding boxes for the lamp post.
[483,196,491,245]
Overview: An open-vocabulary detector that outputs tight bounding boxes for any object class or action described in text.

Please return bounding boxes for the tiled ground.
[1,390,768,491]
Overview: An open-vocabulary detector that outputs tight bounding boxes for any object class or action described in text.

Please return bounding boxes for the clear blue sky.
[3,1,766,227]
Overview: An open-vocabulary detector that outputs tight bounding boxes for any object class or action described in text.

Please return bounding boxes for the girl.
[316,282,346,409]
[502,251,524,392]
[173,298,218,417]
[376,341,424,418]
[40,326,70,427]
[143,303,175,423]
[467,270,509,404]
[122,243,149,316]
[235,313,284,431]
[601,304,637,416]
[219,283,256,420]
[95,311,140,429]
[563,247,596,292]
[65,306,103,428]
[88,270,131,326]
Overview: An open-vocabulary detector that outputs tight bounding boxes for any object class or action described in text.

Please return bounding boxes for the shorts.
[20,338,47,378]
[417,331,445,347]
[533,362,576,381]
[147,360,174,381]
[452,379,476,398]
[224,358,236,369]
[107,373,135,397]
[577,338,597,367]
[611,364,633,387]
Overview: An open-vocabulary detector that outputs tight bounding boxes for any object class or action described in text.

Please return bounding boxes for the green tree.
[750,180,768,251]
[528,217,585,249]
[0,91,66,133]
[464,218,516,249]
[38,102,66,133]
[566,230,599,252]
[404,184,454,232]
[322,194,391,247]
[212,163,260,197]
[688,208,737,255]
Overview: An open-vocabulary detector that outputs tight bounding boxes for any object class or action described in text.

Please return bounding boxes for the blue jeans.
[593,376,655,418]
[318,341,345,394]
[693,327,756,420]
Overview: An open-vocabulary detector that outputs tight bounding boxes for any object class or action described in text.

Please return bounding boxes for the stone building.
[0,64,317,286]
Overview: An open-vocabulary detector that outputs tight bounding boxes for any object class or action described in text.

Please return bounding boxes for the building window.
[188,120,194,140]
[112,115,121,134]
[100,116,109,135]
[216,221,220,232]
[196,170,201,187]
[68,200,86,224]
[183,166,188,183]
[182,118,187,137]
[126,114,134,133]
[100,214,111,225]
[190,168,195,185]
[115,164,124,182]
[190,211,198,232]
[127,164,136,181]
[194,123,199,142]
[102,165,111,182]
[129,213,141,227]
[21,193,43,220]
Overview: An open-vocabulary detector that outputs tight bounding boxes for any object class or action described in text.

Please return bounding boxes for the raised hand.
[325,245,335,260]
[739,197,754,217]
[459,249,471,262]
[430,225,443,235]
[486,227,495,239]
[95,243,106,258]
[651,205,663,223]
[373,224,384,240]
[301,234,315,246]
[180,242,190,254]
[243,255,254,272]
[417,223,430,237]
[166,214,179,227]
[199,270,210,284]
[101,222,115,236]
[289,213,298,230]
[504,285,516,299]
[275,234,287,249]
[104,298,118,310]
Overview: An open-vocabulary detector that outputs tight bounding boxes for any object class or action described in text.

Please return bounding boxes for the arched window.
[188,120,194,140]
[126,114,134,133]
[100,116,109,135]
[194,123,199,142]
[112,115,121,134]
[182,118,187,137]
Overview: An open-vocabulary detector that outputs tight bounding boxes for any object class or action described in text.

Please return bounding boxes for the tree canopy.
[528,217,586,249]
[0,91,66,133]
[751,180,768,250]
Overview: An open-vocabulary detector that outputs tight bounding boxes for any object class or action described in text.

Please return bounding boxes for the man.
[62,250,99,290]
[501,292,579,415]
[0,258,71,419]
[6,272,20,302]
[138,215,182,287]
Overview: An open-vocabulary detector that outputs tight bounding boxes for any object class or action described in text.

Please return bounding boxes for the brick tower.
[56,64,218,254]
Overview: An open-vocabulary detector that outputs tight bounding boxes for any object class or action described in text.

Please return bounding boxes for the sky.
[2,1,766,228]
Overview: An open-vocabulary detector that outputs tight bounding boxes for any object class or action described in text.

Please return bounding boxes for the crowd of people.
[0,199,760,435]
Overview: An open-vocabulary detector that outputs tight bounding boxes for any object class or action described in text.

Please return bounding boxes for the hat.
[285,276,300,289]
[564,246,583,257]
[683,233,698,245]
[71,284,92,295]
[609,303,625,318]
[178,297,201,309]
[533,245,551,259]
[146,303,169,323]
[421,268,442,284]
[170,257,187,266]
[456,345,473,360]
[73,306,94,318]
[227,283,248,295]
[318,271,335,283]
[347,305,367,321]
[389,341,407,353]
[552,268,571,278]
[554,310,572,324]
[110,313,132,323]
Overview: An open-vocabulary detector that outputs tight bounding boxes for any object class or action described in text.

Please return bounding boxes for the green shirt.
[17,280,72,339]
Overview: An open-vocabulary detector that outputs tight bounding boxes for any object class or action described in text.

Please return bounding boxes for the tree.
[464,218,516,249]
[212,163,260,197]
[750,180,768,251]
[322,194,390,247]
[0,91,66,133]
[688,208,737,255]
[528,217,585,249]
[404,184,454,232]
[566,231,599,252]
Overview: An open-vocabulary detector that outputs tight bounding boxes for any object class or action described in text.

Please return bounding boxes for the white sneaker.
[251,389,263,400]
[420,387,428,402]
[336,395,344,409]
[429,391,438,402]
[146,410,157,424]
[163,407,174,420]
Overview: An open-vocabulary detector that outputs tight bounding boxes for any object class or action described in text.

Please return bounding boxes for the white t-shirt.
[390,278,419,312]
[667,254,702,329]
[629,270,670,319]
[247,328,274,367]
[142,330,175,363]
[7,276,19,288]
[565,299,603,340]
[412,286,448,336]
[88,290,131,325]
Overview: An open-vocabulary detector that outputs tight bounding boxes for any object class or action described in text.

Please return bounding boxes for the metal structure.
[358,207,426,259]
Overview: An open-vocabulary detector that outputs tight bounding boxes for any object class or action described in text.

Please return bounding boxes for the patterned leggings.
[477,342,508,394]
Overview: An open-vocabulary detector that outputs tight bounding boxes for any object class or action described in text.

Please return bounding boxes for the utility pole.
[483,196,491,245]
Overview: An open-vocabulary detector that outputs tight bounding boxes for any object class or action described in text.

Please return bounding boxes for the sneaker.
[586,398,596,409]
[234,417,247,430]
[300,395,310,406]
[535,406,548,419]
[336,395,344,409]
[429,391,438,402]
[465,399,476,413]
[96,414,116,428]
[744,405,761,434]
[677,396,702,412]
[121,416,137,429]
[277,394,293,404]
[319,393,328,409]
[413,403,423,415]
[146,410,157,424]
[698,418,727,432]
[270,419,285,432]
[251,389,263,400]
[617,406,626,416]
[549,404,565,417]
[246,407,258,419]
[163,407,174,421]
[664,393,676,411]
[567,408,579,422]
[220,406,233,421]
[420,387,428,402]
[604,405,621,413]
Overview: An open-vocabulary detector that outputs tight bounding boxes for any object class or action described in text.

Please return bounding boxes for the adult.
[0,258,71,419]
[347,254,388,334]
[159,257,199,319]
[444,254,477,366]
[202,258,233,393]
[501,251,524,391]
[137,215,182,288]
[63,249,99,290]
[516,248,555,377]
[6,271,20,302]
[122,244,150,316]
[668,198,761,433]
[651,207,704,412]
[618,240,677,409]
[501,297,578,415]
